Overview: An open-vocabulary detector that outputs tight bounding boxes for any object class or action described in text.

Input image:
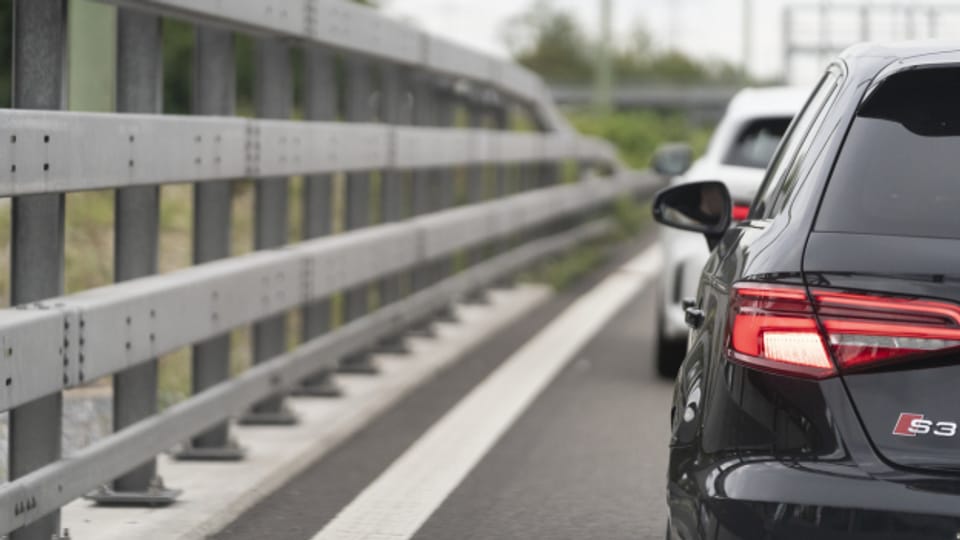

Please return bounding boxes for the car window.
[816,67,960,239]
[723,117,792,169]
[752,71,840,219]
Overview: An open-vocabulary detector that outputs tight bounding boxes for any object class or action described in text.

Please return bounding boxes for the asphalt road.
[413,281,674,540]
[215,239,675,540]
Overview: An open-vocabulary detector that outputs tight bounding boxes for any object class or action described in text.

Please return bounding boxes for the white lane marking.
[311,245,663,540]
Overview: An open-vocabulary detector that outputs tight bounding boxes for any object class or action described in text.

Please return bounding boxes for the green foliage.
[612,196,652,238]
[568,110,712,169]
[524,196,654,291]
[162,18,193,114]
[504,0,751,86]
[502,1,590,83]
[526,242,609,290]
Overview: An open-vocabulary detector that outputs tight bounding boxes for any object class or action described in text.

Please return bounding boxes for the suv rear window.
[816,68,960,239]
[723,117,792,169]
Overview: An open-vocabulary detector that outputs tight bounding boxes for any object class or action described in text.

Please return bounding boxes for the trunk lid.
[804,232,960,472]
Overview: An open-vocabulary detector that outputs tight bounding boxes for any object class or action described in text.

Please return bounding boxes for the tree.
[502,0,751,86]
[501,0,592,83]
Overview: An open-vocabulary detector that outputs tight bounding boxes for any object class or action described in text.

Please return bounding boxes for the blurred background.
[385,0,960,164]
[0,0,952,164]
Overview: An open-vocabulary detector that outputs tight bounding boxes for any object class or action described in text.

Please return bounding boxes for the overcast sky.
[383,0,960,84]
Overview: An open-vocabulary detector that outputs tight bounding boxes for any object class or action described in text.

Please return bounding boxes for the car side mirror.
[651,143,694,177]
[652,181,732,249]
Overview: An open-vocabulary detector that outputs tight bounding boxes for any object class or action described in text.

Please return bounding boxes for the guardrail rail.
[0,1,658,538]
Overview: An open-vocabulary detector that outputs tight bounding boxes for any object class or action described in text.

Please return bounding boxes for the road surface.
[214,239,675,540]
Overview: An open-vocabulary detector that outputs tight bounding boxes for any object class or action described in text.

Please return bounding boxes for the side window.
[752,70,841,219]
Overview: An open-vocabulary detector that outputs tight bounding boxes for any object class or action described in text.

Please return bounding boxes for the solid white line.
[311,245,664,540]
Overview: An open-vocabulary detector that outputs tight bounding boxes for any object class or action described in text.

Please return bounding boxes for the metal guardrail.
[0,112,617,196]
[0,1,657,538]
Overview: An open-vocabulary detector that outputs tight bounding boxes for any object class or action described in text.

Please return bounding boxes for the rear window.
[816,68,960,239]
[723,117,792,169]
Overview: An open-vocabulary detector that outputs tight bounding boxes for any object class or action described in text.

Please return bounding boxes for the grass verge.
[521,196,652,290]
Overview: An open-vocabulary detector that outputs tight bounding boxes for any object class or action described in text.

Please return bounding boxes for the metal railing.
[0,1,657,538]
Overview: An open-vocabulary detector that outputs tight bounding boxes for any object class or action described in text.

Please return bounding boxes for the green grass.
[521,196,652,291]
[568,110,713,169]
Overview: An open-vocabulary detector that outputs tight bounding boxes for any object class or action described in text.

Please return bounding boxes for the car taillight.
[814,291,960,371]
[729,284,960,379]
[730,284,835,379]
[732,204,751,221]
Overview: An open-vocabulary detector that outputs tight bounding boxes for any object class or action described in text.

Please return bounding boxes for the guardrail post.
[338,54,379,374]
[466,93,487,207]
[429,80,459,322]
[176,25,246,459]
[90,8,181,506]
[240,37,298,425]
[463,89,489,302]
[376,61,412,353]
[534,106,561,190]
[530,106,555,190]
[491,95,515,287]
[503,100,523,195]
[296,46,343,396]
[491,97,510,201]
[410,73,435,303]
[8,2,67,537]
[434,81,456,288]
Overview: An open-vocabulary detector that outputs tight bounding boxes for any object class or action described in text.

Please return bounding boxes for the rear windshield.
[723,117,792,169]
[816,68,960,239]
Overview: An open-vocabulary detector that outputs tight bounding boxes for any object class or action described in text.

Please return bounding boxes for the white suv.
[653,86,810,377]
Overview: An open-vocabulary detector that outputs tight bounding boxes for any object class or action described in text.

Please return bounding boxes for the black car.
[655,44,960,539]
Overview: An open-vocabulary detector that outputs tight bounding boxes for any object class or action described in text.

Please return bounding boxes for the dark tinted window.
[817,68,960,239]
[753,72,839,219]
[724,117,792,169]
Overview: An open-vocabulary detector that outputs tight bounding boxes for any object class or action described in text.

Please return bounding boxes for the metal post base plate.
[435,305,459,323]
[463,289,490,305]
[292,373,343,398]
[407,321,437,338]
[173,438,246,461]
[238,403,299,426]
[376,336,410,355]
[86,477,181,507]
[494,277,516,289]
[338,353,380,375]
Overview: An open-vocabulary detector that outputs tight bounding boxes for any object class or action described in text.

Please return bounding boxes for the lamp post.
[593,0,613,112]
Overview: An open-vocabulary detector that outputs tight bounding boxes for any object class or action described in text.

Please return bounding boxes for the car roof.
[839,40,960,62]
[724,86,811,121]
[698,86,810,169]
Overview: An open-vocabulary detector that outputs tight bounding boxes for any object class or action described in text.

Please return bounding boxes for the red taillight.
[729,284,835,379]
[814,291,960,370]
[732,204,751,221]
[729,284,960,378]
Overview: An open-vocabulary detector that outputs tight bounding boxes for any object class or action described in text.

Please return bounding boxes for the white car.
[653,86,810,377]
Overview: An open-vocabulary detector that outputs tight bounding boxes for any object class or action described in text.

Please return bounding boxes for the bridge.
[549,84,739,122]
[0,1,670,539]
